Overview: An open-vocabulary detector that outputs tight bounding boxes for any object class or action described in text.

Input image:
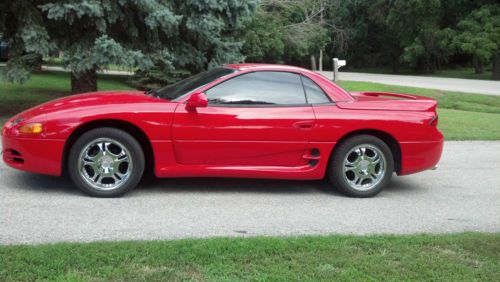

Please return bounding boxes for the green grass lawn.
[437,109,500,140]
[0,233,498,281]
[0,68,133,116]
[43,57,138,72]
[338,80,500,141]
[433,68,493,80]
[1,69,499,140]
[337,80,500,114]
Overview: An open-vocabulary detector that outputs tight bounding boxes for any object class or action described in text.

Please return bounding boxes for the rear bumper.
[398,139,444,175]
[2,134,65,176]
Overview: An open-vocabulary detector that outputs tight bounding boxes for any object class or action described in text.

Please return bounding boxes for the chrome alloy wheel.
[78,138,133,191]
[342,144,386,191]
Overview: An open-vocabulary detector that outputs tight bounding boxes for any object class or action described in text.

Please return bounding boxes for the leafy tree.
[0,0,258,93]
[242,0,330,69]
[327,0,497,74]
[359,0,456,73]
[388,0,444,72]
[453,4,500,79]
[238,8,285,64]
[328,0,398,71]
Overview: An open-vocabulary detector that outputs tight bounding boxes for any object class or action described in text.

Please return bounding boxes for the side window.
[205,71,306,105]
[301,76,331,104]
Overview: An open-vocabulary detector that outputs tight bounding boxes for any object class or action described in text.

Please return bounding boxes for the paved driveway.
[1,141,499,245]
[318,71,500,96]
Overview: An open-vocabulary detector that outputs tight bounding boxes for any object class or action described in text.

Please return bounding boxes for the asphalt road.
[318,71,500,96]
[1,141,499,245]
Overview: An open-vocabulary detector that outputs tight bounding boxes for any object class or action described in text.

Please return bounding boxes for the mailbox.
[332,58,346,81]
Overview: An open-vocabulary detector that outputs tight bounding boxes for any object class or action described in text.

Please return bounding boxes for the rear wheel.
[68,127,144,197]
[328,135,394,197]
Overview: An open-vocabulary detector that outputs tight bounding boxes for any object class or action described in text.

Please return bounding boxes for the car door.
[172,71,316,166]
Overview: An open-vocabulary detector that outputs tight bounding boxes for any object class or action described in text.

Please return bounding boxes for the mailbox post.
[333,58,346,82]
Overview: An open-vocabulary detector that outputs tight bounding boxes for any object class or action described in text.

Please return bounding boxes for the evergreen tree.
[0,0,258,93]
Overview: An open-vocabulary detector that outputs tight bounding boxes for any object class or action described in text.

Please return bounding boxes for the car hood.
[38,91,164,111]
[14,91,168,119]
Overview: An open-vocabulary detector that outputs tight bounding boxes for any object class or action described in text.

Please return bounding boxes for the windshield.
[154,67,236,100]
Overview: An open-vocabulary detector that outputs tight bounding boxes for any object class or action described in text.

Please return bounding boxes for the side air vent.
[4,149,24,164]
[303,148,320,166]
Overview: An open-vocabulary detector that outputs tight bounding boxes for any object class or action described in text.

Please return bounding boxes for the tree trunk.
[32,55,43,72]
[319,49,323,71]
[71,69,97,94]
[391,52,400,73]
[310,55,317,71]
[492,54,500,80]
[473,56,484,74]
[319,0,324,72]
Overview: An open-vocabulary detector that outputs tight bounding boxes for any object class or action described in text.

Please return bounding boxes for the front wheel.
[68,127,145,197]
[328,135,394,197]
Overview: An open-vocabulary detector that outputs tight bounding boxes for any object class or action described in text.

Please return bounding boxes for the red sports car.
[2,64,443,197]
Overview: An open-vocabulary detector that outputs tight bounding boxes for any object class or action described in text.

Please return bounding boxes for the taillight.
[429,114,438,126]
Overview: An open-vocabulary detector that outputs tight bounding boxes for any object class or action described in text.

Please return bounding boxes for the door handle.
[293,121,314,129]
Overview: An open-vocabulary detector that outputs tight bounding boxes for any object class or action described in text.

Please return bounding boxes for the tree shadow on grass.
[0,89,71,116]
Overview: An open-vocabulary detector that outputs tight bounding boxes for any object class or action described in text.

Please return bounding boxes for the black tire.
[68,127,145,197]
[328,135,394,197]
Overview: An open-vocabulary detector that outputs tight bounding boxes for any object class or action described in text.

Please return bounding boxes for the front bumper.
[2,131,65,176]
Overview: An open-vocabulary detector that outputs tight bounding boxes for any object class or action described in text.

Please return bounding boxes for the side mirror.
[186,92,208,112]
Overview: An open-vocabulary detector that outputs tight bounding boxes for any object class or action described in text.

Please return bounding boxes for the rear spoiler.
[339,92,438,112]
[352,92,427,100]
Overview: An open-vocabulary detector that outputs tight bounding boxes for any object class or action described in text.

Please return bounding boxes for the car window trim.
[299,74,333,104]
[299,74,309,104]
[207,103,314,108]
[204,70,310,107]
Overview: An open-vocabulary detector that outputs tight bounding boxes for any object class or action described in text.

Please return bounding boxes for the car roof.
[223,63,354,102]
[224,63,303,72]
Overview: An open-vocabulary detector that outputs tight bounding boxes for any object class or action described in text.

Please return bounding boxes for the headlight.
[18,123,43,134]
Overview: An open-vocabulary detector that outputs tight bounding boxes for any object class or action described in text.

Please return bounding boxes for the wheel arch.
[62,119,155,176]
[332,129,402,174]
